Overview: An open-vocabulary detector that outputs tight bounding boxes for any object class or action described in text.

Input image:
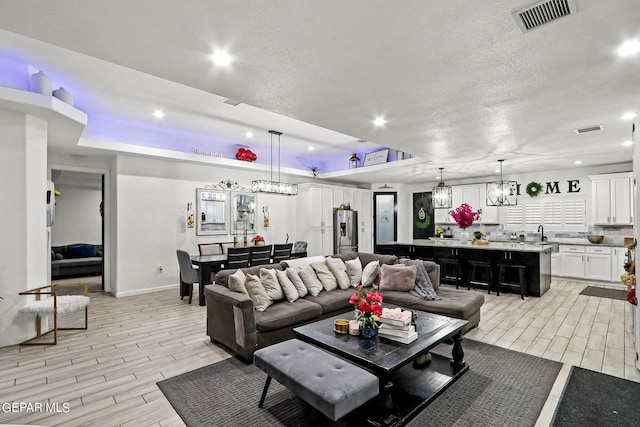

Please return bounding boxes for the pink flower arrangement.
[449,203,482,229]
[349,285,384,320]
[251,235,265,242]
[235,148,257,161]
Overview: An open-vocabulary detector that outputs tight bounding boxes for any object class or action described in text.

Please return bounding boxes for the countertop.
[394,239,556,253]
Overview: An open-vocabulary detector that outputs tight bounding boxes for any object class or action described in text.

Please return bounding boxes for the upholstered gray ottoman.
[254,339,379,421]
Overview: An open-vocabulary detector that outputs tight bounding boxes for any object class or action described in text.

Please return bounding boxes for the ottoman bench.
[254,339,379,421]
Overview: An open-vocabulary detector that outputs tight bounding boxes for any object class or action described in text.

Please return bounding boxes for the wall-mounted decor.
[349,153,360,169]
[363,149,390,167]
[413,193,434,239]
[196,189,228,235]
[525,181,543,197]
[263,206,269,227]
[205,180,251,192]
[231,192,257,235]
[235,148,257,162]
[186,202,194,229]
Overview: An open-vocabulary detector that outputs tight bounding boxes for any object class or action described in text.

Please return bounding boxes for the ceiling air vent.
[221,97,241,106]
[574,124,603,134]
[512,0,577,33]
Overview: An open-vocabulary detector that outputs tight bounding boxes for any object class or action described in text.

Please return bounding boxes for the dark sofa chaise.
[51,243,103,279]
[205,252,484,360]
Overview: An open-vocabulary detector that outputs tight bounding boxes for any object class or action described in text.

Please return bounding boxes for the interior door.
[374,192,397,252]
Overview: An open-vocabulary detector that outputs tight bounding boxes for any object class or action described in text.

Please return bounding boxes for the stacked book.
[378,308,417,344]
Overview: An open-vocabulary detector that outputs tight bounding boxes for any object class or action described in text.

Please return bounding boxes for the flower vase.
[459,229,469,244]
[359,318,378,339]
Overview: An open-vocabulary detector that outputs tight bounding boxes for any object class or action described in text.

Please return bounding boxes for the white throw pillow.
[244,274,273,312]
[228,269,247,294]
[345,257,363,287]
[276,269,299,302]
[311,261,338,291]
[286,267,308,298]
[298,264,324,296]
[326,257,351,289]
[362,260,380,287]
[260,268,284,301]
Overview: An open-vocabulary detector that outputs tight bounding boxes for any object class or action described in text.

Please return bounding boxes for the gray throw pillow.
[361,260,380,287]
[379,264,417,292]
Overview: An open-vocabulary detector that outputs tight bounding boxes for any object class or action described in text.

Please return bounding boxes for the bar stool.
[440,258,464,289]
[498,264,527,300]
[468,260,494,294]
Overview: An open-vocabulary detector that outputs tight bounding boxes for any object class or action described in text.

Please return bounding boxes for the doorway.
[373,192,397,253]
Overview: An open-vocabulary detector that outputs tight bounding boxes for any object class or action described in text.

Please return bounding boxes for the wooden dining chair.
[176,250,199,304]
[249,245,273,266]
[198,243,222,256]
[226,247,251,269]
[272,243,293,263]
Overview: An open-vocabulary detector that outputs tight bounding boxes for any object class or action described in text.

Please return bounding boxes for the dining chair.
[291,241,308,258]
[176,250,199,304]
[249,245,273,266]
[220,242,236,254]
[226,247,251,269]
[198,243,222,256]
[272,243,293,263]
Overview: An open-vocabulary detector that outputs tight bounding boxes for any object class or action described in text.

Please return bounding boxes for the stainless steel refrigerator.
[333,209,358,254]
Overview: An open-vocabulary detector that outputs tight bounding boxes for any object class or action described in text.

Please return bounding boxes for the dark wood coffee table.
[294,310,468,425]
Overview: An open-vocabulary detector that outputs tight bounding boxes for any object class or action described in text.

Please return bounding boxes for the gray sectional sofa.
[204,252,484,361]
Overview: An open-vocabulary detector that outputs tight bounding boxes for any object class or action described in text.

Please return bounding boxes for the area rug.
[552,366,640,426]
[157,339,562,427]
[579,286,627,301]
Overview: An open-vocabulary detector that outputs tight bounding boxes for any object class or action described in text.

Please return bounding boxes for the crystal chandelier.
[486,160,518,206]
[432,167,452,209]
[251,130,298,196]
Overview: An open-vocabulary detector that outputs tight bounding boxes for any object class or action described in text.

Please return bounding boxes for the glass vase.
[359,318,378,339]
[459,229,469,244]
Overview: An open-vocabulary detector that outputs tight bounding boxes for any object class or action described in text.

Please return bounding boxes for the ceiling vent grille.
[512,0,577,33]
[574,124,603,134]
[221,97,241,106]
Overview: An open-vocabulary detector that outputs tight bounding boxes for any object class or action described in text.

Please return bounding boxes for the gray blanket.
[399,258,440,301]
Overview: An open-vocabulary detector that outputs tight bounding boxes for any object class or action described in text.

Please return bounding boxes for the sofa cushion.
[381,288,484,320]
[311,261,338,291]
[362,261,380,287]
[228,269,247,294]
[299,265,324,296]
[67,244,97,258]
[255,299,322,332]
[326,257,351,289]
[215,263,284,288]
[281,256,326,269]
[344,257,363,287]
[304,289,356,314]
[286,267,308,298]
[333,252,398,267]
[260,268,284,301]
[245,274,273,312]
[276,270,299,303]
[379,264,416,292]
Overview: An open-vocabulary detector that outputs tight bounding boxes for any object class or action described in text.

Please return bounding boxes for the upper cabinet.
[589,172,633,225]
[434,183,500,224]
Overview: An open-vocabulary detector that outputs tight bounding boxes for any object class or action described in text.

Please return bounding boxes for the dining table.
[190,254,226,306]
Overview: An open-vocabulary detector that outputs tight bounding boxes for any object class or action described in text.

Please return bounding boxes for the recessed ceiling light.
[574,160,582,165]
[620,112,637,120]
[622,140,634,146]
[617,40,640,57]
[211,51,232,66]
[308,146,314,151]
[153,110,165,119]
[245,131,253,138]
[373,117,386,127]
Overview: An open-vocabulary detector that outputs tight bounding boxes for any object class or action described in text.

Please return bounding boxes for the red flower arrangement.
[251,235,265,242]
[349,285,384,329]
[235,148,257,162]
[449,203,482,229]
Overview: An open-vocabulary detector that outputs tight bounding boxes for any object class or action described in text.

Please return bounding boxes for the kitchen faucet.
[537,224,547,242]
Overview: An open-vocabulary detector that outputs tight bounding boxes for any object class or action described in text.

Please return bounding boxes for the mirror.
[196,189,228,235]
[231,192,256,235]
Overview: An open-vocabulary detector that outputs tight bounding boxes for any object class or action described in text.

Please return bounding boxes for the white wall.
[51,183,102,246]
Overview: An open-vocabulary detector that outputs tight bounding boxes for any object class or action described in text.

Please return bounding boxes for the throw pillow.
[276,269,299,303]
[361,260,380,287]
[326,257,351,289]
[298,264,324,296]
[260,268,284,301]
[311,261,338,291]
[244,274,273,312]
[379,264,417,292]
[286,267,308,298]
[228,269,247,294]
[345,257,363,287]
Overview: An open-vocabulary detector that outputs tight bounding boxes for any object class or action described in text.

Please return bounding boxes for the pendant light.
[432,167,452,209]
[486,159,518,206]
[251,130,298,196]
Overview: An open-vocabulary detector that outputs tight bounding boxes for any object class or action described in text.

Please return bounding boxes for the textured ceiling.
[0,0,638,184]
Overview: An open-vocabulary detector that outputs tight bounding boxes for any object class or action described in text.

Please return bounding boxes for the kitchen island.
[379,239,554,297]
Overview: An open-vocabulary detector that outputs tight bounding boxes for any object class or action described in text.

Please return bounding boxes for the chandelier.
[486,160,518,206]
[432,167,452,209]
[251,130,298,196]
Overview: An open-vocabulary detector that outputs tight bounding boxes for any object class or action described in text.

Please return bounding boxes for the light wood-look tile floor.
[0,278,637,426]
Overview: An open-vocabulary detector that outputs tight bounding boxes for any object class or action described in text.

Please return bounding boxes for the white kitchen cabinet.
[558,244,621,282]
[297,184,335,256]
[434,184,487,224]
[612,247,629,282]
[353,189,373,252]
[585,247,612,282]
[589,172,633,225]
[561,245,586,278]
[551,252,562,277]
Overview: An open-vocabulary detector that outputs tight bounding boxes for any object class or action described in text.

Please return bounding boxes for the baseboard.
[113,283,180,298]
